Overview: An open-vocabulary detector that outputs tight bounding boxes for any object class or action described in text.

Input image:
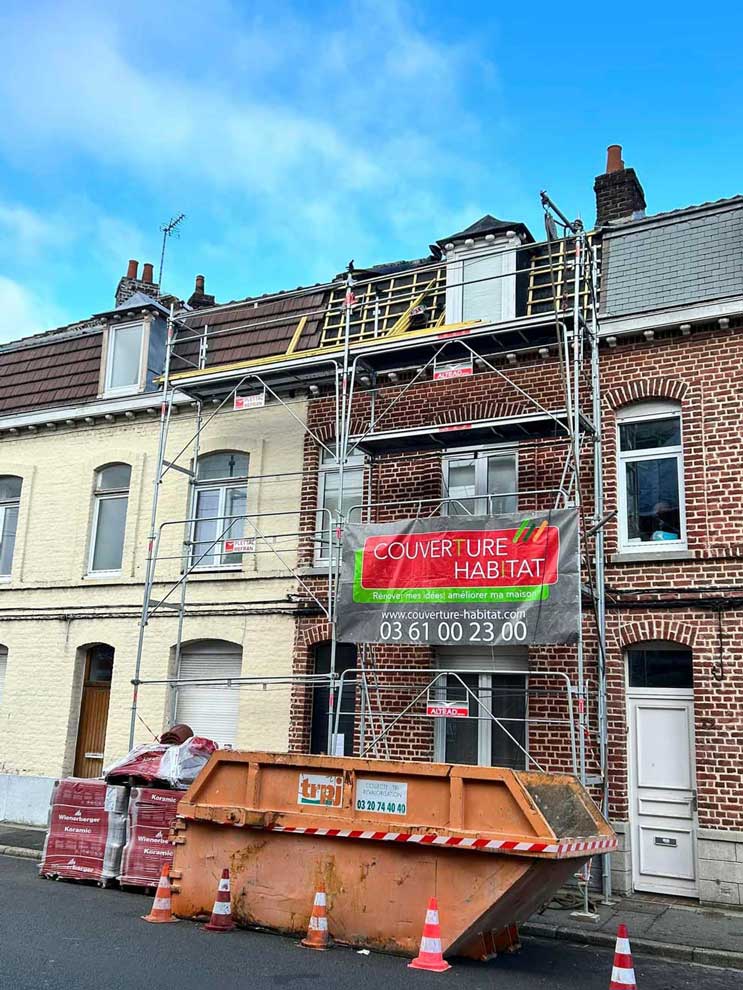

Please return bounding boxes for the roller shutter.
[435,645,528,673]
[175,640,242,746]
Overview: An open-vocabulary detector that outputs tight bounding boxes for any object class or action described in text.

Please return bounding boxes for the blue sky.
[0,1,740,342]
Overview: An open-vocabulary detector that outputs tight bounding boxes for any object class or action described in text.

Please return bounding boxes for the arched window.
[0,476,21,577]
[617,401,686,552]
[88,464,131,573]
[191,452,249,568]
[175,639,243,745]
[0,644,7,707]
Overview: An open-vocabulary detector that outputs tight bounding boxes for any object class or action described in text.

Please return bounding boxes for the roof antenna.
[158,213,186,288]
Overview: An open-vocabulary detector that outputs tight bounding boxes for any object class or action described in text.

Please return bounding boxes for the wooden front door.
[73,646,114,777]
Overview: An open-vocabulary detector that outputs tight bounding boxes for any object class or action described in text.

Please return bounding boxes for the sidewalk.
[1,822,741,970]
[524,889,743,970]
[0,821,45,859]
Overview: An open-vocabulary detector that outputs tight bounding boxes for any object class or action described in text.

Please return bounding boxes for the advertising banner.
[336,509,579,647]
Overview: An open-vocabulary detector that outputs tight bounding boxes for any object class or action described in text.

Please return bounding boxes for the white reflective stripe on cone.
[611,967,636,985]
[314,892,326,907]
[218,879,230,892]
[152,898,170,910]
[420,936,443,953]
[615,938,631,955]
[212,902,231,915]
[425,910,439,925]
[310,916,328,931]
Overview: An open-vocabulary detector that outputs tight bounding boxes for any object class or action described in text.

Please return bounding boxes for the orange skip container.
[169,752,616,959]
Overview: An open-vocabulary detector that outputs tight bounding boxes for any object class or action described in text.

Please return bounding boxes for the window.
[105,322,144,394]
[617,402,686,551]
[315,446,364,562]
[175,640,242,746]
[434,647,528,769]
[628,642,693,690]
[191,452,249,568]
[0,476,21,578]
[0,645,7,706]
[89,464,131,573]
[443,450,517,516]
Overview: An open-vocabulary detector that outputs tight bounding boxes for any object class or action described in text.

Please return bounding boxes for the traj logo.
[297,773,344,808]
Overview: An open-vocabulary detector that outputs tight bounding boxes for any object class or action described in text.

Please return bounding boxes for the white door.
[629,692,698,896]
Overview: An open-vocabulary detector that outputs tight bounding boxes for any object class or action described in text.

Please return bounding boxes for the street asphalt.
[1,855,740,989]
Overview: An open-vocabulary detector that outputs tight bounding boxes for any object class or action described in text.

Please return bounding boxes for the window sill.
[84,571,123,579]
[299,564,331,576]
[610,550,693,564]
[190,566,244,577]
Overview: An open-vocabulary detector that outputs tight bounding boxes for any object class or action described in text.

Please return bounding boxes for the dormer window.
[438,216,531,327]
[105,321,145,395]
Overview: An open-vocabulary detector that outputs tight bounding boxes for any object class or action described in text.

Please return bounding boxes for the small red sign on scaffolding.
[223,538,256,554]
[433,357,473,381]
[426,701,469,718]
[234,390,266,411]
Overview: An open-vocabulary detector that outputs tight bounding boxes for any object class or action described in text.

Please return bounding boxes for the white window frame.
[190,453,249,571]
[0,479,21,580]
[442,445,518,516]
[87,466,130,576]
[103,321,146,397]
[617,402,687,553]
[314,448,365,564]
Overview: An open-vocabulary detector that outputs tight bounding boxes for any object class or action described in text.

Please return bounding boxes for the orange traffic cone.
[609,924,637,990]
[408,897,451,973]
[142,863,180,924]
[203,868,236,932]
[301,883,330,950]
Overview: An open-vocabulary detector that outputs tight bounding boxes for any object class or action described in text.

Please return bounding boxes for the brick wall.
[290,320,743,835]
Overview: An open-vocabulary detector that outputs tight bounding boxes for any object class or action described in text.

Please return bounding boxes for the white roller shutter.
[175,640,242,746]
[436,645,528,673]
[0,646,7,707]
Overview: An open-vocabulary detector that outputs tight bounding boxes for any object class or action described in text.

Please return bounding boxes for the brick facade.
[289,318,743,902]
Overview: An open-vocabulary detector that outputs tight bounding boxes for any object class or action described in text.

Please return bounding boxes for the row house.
[1,147,742,911]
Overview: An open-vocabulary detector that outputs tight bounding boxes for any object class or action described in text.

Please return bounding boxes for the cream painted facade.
[0,395,307,822]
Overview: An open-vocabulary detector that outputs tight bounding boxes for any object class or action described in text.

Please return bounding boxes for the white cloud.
[0,277,68,343]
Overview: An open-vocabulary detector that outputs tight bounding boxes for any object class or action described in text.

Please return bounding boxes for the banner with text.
[336,509,579,647]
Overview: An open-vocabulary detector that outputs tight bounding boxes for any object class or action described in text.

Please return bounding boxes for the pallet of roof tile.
[118,787,177,887]
[39,778,127,885]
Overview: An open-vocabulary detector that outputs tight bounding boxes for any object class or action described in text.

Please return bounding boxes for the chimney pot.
[195,275,205,294]
[606,144,624,174]
[126,259,139,279]
[142,262,154,283]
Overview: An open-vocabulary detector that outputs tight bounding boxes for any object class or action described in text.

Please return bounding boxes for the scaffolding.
[128,199,610,906]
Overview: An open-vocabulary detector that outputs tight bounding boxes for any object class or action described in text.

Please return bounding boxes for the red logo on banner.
[360,525,559,590]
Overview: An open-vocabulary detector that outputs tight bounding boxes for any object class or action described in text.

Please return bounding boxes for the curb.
[0,845,42,861]
[523,922,743,972]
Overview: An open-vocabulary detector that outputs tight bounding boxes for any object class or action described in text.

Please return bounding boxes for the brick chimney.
[594,145,646,226]
[187,274,216,310]
[115,259,160,307]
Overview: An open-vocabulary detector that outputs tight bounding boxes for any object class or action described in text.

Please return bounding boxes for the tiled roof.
[0,327,103,414]
[437,214,534,245]
[173,289,330,371]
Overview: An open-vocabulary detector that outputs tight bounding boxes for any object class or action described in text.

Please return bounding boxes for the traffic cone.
[142,863,180,924]
[408,897,451,973]
[609,923,637,989]
[301,883,330,950]
[203,868,236,932]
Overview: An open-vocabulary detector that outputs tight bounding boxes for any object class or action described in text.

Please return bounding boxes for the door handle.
[691,789,698,813]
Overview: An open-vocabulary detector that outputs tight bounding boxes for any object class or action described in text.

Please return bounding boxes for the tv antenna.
[158,212,186,287]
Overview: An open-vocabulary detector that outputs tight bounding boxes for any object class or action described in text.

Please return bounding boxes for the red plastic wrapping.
[119,787,178,887]
[105,737,217,789]
[40,778,127,883]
